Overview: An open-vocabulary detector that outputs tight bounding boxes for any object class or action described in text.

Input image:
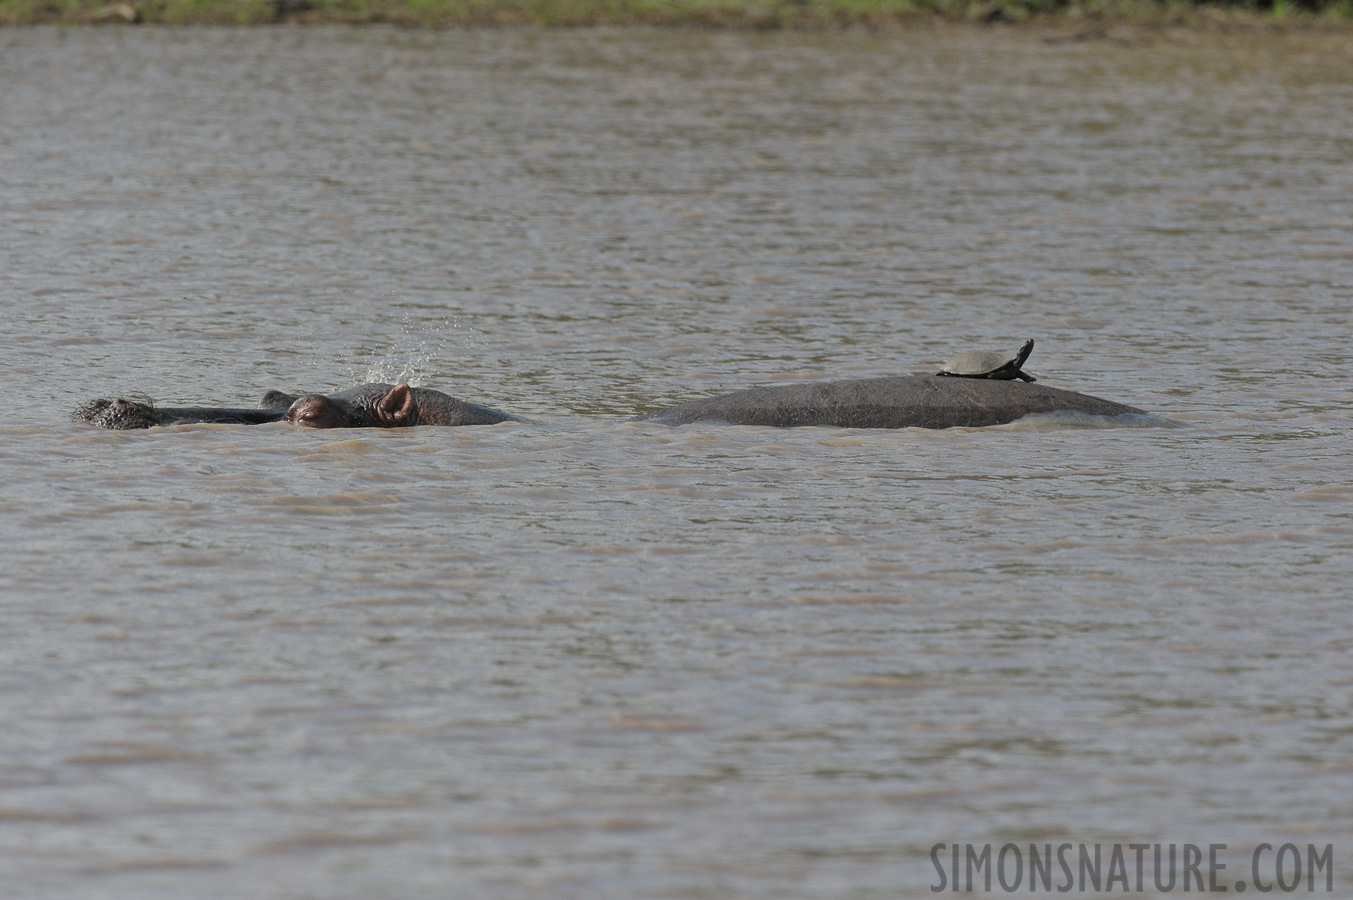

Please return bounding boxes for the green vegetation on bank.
[3,0,1350,25]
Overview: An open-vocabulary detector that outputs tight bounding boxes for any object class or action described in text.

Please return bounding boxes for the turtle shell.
[936,339,1036,382]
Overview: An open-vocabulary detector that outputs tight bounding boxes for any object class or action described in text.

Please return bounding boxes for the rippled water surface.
[2,25,1352,898]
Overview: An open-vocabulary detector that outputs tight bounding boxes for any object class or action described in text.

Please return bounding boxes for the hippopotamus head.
[282,383,516,428]
[284,383,419,428]
[71,383,518,430]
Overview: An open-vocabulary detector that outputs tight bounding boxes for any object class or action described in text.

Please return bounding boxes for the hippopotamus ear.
[377,383,418,426]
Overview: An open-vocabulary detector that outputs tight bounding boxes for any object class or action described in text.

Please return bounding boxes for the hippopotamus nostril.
[71,397,164,430]
[74,397,289,429]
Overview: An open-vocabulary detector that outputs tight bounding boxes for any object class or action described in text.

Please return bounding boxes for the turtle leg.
[1015,371,1036,383]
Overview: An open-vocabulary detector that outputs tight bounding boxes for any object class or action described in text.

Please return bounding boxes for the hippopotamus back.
[633,375,1143,429]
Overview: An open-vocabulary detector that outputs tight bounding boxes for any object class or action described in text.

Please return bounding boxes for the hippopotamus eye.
[285,394,353,428]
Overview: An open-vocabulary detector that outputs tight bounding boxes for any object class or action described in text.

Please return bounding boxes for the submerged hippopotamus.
[73,371,1155,432]
[632,375,1146,429]
[72,398,283,430]
[269,383,521,428]
[73,383,521,430]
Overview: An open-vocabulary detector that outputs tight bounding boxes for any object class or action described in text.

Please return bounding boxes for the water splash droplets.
[352,309,478,386]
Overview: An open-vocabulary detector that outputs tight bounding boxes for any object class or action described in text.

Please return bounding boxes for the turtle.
[936,339,1037,383]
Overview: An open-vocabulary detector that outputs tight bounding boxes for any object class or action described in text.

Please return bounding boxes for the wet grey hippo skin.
[72,398,288,430]
[275,383,521,428]
[632,375,1144,429]
[73,383,519,430]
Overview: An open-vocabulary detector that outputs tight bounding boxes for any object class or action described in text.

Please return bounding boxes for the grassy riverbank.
[2,0,1349,26]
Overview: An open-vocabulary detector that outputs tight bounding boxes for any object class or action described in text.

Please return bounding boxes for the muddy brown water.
[1,25,1351,899]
